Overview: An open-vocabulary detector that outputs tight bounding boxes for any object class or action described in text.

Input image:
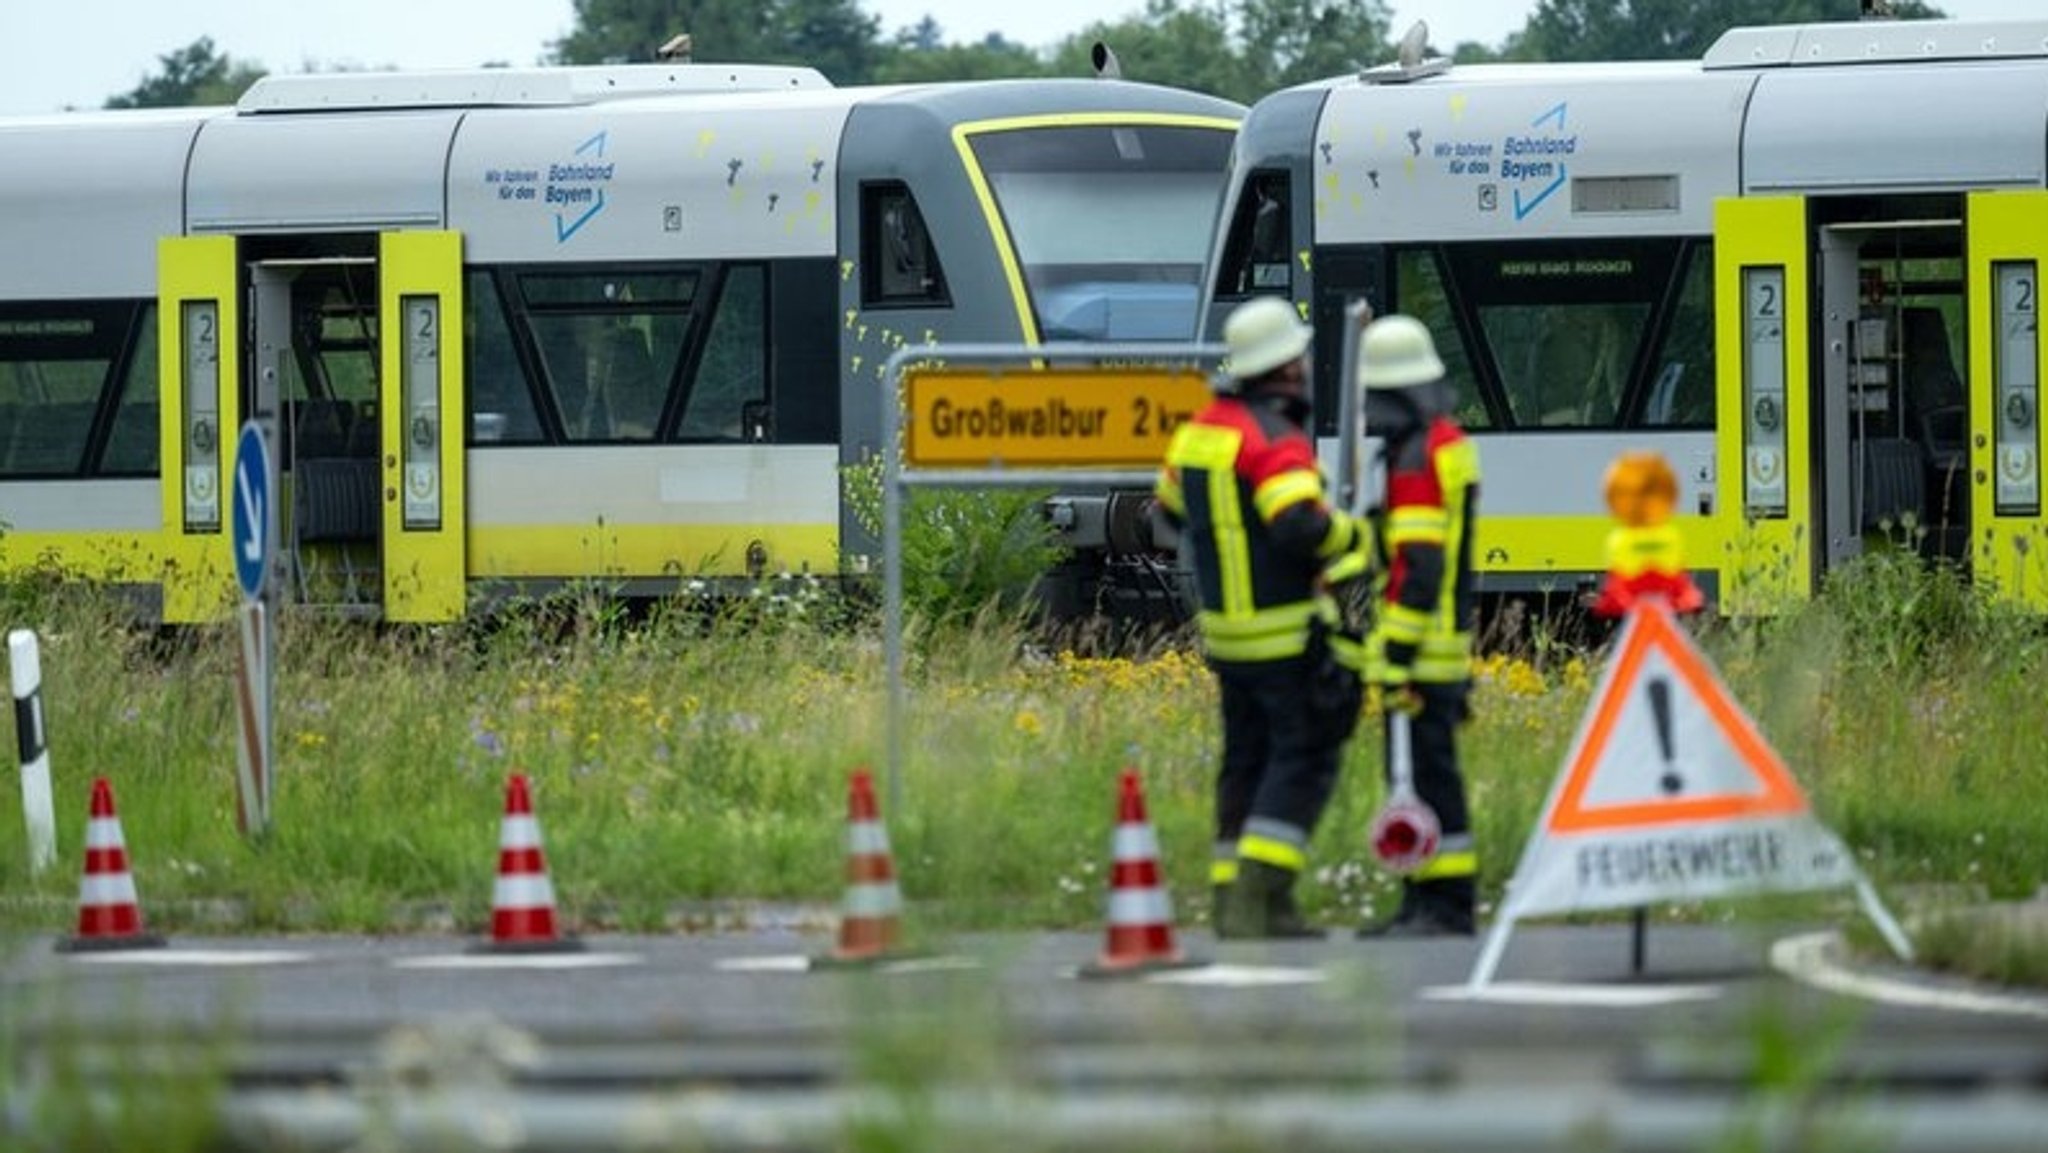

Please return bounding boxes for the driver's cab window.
[1216,170,1292,299]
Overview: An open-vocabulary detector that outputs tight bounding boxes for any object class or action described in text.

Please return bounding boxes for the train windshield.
[966,123,1234,342]
[1393,238,1717,431]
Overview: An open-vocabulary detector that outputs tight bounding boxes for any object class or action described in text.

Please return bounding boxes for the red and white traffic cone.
[56,777,165,953]
[473,773,582,953]
[814,768,911,967]
[1079,768,1201,978]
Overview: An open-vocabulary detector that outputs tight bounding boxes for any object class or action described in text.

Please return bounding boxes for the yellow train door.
[157,235,242,623]
[378,231,468,622]
[1713,196,1814,610]
[1966,191,2048,606]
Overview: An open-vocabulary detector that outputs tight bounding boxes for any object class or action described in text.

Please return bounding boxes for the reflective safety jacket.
[1154,394,1360,663]
[1368,416,1480,684]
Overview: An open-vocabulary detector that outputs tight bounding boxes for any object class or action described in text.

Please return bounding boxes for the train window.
[519,269,697,443]
[287,267,379,405]
[862,184,948,306]
[678,265,767,442]
[0,303,136,478]
[100,305,161,475]
[1485,302,1646,427]
[1390,250,1487,429]
[1643,246,1715,428]
[964,123,1233,340]
[522,272,697,309]
[1425,239,1701,431]
[1216,171,1293,300]
[465,271,543,444]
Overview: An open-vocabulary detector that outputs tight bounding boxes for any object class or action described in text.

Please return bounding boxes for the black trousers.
[1213,655,1344,847]
[1380,680,1471,838]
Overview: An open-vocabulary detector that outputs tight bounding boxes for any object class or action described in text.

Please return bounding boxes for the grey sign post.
[878,342,1222,815]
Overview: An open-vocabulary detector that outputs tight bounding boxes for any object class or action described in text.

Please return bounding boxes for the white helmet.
[1221,296,1312,387]
[1359,314,1445,390]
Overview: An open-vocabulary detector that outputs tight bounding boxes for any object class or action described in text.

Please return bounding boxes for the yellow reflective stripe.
[1209,465,1253,615]
[1436,438,1481,487]
[1253,469,1321,521]
[1329,630,1365,671]
[1238,835,1306,873]
[1317,512,1359,559]
[1412,652,1471,682]
[1209,859,1240,885]
[1199,601,1317,661]
[1322,549,1368,585]
[1387,508,1448,546]
[1167,424,1249,617]
[1379,602,1430,644]
[1361,639,1471,683]
[1154,468,1184,516]
[1169,423,1240,469]
[1414,849,1477,881]
[1208,635,1306,661]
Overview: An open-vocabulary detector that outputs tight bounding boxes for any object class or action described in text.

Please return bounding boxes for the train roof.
[1705,18,2048,69]
[229,64,1243,122]
[235,64,832,112]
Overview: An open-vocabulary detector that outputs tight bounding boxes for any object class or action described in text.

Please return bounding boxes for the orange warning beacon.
[1590,451,1704,619]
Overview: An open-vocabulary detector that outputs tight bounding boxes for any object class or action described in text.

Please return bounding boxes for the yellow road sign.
[903,366,1212,468]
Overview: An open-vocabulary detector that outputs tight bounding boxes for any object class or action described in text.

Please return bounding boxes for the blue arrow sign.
[232,421,270,602]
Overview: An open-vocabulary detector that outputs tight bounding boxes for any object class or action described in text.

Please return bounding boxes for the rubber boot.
[1359,878,1476,939]
[1218,861,1322,940]
[1212,882,1232,930]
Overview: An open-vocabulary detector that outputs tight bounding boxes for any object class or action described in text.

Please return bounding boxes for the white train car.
[1205,19,2048,611]
[0,62,1241,622]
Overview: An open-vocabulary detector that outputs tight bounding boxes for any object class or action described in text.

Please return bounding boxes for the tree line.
[105,0,1946,110]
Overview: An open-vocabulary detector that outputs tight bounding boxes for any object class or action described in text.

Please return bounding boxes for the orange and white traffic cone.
[1079,768,1201,978]
[814,768,911,967]
[56,777,165,953]
[473,773,583,954]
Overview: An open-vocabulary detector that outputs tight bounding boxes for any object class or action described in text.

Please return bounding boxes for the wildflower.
[1013,709,1043,736]
[470,716,505,757]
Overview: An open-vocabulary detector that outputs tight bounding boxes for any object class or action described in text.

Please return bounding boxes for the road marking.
[65,949,310,967]
[716,953,981,974]
[1144,964,1325,987]
[1421,981,1721,1007]
[871,954,980,973]
[394,952,640,971]
[1771,930,2048,1021]
[716,954,812,972]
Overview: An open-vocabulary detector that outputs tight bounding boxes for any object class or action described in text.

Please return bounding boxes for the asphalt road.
[6,917,2048,1151]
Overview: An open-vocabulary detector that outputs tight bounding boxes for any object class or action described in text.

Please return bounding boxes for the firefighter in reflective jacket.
[1153,296,1367,939]
[1357,315,1482,937]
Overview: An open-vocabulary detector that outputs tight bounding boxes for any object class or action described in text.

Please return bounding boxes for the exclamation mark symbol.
[1648,677,1682,795]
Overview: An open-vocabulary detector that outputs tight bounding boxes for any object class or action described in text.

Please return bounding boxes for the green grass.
[0,557,2044,978]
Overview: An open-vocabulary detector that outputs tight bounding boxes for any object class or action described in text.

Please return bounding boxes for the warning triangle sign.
[1467,599,1912,989]
[1546,600,1806,835]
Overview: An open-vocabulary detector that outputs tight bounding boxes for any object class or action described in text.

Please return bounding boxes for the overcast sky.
[2,0,2041,115]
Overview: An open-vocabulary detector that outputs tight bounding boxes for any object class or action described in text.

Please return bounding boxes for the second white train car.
[1205,18,2048,611]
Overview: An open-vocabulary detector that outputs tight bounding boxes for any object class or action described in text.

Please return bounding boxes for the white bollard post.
[8,628,57,874]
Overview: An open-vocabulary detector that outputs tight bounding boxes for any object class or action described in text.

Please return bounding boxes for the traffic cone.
[1078,768,1202,978]
[813,768,912,967]
[56,777,165,953]
[472,773,583,954]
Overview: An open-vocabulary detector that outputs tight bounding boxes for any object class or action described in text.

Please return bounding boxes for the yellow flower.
[1014,709,1044,736]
